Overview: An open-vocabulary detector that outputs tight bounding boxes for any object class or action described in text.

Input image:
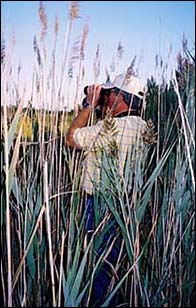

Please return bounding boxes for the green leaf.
[7,102,23,153]
[27,240,36,279]
[136,142,176,222]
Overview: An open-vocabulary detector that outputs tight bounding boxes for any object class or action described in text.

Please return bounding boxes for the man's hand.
[86,85,102,108]
[66,84,102,148]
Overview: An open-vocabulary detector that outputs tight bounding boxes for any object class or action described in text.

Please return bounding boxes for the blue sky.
[1,1,195,110]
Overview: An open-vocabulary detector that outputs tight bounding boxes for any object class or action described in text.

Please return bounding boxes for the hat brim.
[101,82,115,89]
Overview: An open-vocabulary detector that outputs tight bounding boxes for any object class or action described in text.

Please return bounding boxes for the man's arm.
[66,107,92,148]
[66,85,102,148]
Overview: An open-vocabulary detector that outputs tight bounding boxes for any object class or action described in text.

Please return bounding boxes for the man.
[66,72,146,194]
[66,71,147,305]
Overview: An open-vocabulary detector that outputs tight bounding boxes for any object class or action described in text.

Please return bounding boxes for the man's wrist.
[82,98,94,110]
[83,105,94,110]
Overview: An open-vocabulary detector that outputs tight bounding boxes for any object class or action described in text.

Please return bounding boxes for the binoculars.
[82,86,107,107]
[82,86,107,119]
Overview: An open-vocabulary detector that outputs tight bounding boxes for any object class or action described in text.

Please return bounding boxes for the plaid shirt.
[73,115,147,195]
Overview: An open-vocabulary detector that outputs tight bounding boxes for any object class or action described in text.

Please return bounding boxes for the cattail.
[33,36,42,67]
[80,22,89,60]
[155,54,159,68]
[70,38,80,64]
[182,34,188,53]
[36,74,40,92]
[39,1,48,40]
[93,44,100,78]
[33,35,37,53]
[68,66,73,78]
[142,118,157,144]
[110,56,115,72]
[160,56,163,69]
[105,67,110,83]
[117,41,123,59]
[82,66,85,79]
[1,38,6,64]
[54,16,59,38]
[126,55,137,78]
[69,1,80,20]
[17,62,21,76]
[67,38,79,79]
[98,108,119,157]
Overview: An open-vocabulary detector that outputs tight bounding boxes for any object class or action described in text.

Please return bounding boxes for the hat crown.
[102,73,145,99]
[113,74,145,99]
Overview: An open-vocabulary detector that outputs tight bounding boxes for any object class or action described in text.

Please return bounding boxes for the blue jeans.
[85,195,121,306]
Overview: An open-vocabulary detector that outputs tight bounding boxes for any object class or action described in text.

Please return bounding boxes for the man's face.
[100,89,120,118]
[104,89,118,109]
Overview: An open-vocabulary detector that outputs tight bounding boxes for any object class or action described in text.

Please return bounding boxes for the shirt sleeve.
[73,121,103,149]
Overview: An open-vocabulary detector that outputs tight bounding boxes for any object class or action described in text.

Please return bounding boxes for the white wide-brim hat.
[101,73,145,100]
